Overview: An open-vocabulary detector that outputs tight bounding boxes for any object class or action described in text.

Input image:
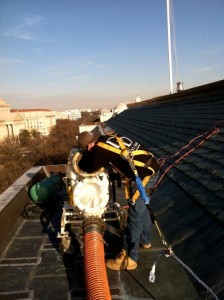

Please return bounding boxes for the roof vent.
[176,82,184,92]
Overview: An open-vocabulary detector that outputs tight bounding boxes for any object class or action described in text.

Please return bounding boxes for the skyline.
[0,0,224,111]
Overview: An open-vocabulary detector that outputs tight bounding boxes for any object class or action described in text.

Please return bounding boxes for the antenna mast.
[166,0,173,94]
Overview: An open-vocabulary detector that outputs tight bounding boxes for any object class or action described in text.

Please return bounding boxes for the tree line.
[0,112,99,195]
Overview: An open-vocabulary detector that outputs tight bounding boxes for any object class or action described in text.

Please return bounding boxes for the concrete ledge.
[0,166,43,246]
[0,164,66,247]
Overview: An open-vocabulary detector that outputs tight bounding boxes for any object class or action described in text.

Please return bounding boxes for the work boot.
[140,243,152,249]
[126,257,137,270]
[106,249,137,270]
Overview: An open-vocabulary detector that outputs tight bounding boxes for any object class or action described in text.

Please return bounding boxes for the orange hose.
[84,231,111,300]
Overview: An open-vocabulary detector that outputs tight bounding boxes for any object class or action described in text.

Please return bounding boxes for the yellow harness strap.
[96,136,155,175]
[97,142,121,155]
[97,140,151,157]
[97,136,155,203]
[124,180,131,200]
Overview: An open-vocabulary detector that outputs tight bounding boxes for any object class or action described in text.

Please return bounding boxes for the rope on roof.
[149,220,220,299]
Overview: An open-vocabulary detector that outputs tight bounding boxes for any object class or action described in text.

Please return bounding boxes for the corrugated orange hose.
[83,231,111,300]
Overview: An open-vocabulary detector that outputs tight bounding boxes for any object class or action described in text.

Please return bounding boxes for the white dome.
[114,102,127,110]
[136,95,141,103]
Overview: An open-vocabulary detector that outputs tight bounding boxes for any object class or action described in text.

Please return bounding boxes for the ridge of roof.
[128,79,224,108]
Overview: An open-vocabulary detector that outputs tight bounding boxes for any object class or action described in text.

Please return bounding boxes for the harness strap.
[133,160,155,175]
[115,135,126,150]
[124,180,131,200]
[96,141,152,157]
[113,136,153,204]
[115,136,153,158]
[132,149,153,156]
[97,136,154,204]
[96,138,155,175]
[97,142,121,155]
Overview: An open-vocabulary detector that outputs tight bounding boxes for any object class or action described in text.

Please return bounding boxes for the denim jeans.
[123,171,160,262]
[124,198,151,262]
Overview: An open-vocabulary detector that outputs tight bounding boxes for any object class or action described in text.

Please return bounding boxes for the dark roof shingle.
[106,79,224,298]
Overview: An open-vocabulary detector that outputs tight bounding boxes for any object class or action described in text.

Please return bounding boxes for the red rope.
[155,126,220,188]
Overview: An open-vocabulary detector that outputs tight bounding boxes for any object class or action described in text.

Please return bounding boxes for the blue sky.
[0,0,224,111]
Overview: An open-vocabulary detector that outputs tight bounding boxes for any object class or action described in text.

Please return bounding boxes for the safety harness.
[96,135,155,204]
[97,138,156,175]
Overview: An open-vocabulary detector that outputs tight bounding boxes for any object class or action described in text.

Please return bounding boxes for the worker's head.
[78,131,100,150]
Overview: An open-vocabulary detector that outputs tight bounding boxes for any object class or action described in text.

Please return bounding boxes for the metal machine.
[57,148,125,299]
[57,148,124,254]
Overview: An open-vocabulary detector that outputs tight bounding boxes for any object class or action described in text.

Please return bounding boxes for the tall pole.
[166,0,173,94]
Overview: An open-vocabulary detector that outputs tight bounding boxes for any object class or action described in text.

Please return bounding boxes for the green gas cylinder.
[29,174,61,203]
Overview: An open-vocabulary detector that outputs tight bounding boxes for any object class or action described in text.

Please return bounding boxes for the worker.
[77,131,160,270]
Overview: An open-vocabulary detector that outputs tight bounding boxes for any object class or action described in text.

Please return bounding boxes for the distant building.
[0,99,24,140]
[79,122,101,135]
[114,102,128,114]
[55,111,68,120]
[11,109,56,136]
[99,102,128,122]
[81,108,92,113]
[64,109,82,120]
[0,98,57,140]
[99,109,113,122]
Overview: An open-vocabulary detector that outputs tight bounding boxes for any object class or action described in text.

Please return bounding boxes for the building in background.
[0,98,57,140]
[99,109,113,122]
[0,99,24,140]
[114,102,128,115]
[64,109,82,120]
[81,108,91,113]
[99,102,128,122]
[55,111,68,120]
[0,97,129,141]
[11,109,57,136]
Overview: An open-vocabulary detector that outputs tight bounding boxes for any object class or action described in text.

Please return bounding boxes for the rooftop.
[0,79,223,299]
[106,79,224,299]
[0,165,198,300]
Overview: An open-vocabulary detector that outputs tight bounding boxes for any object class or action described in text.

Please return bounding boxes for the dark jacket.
[78,135,159,181]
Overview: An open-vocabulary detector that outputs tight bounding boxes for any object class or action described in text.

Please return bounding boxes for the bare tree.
[0,113,100,194]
